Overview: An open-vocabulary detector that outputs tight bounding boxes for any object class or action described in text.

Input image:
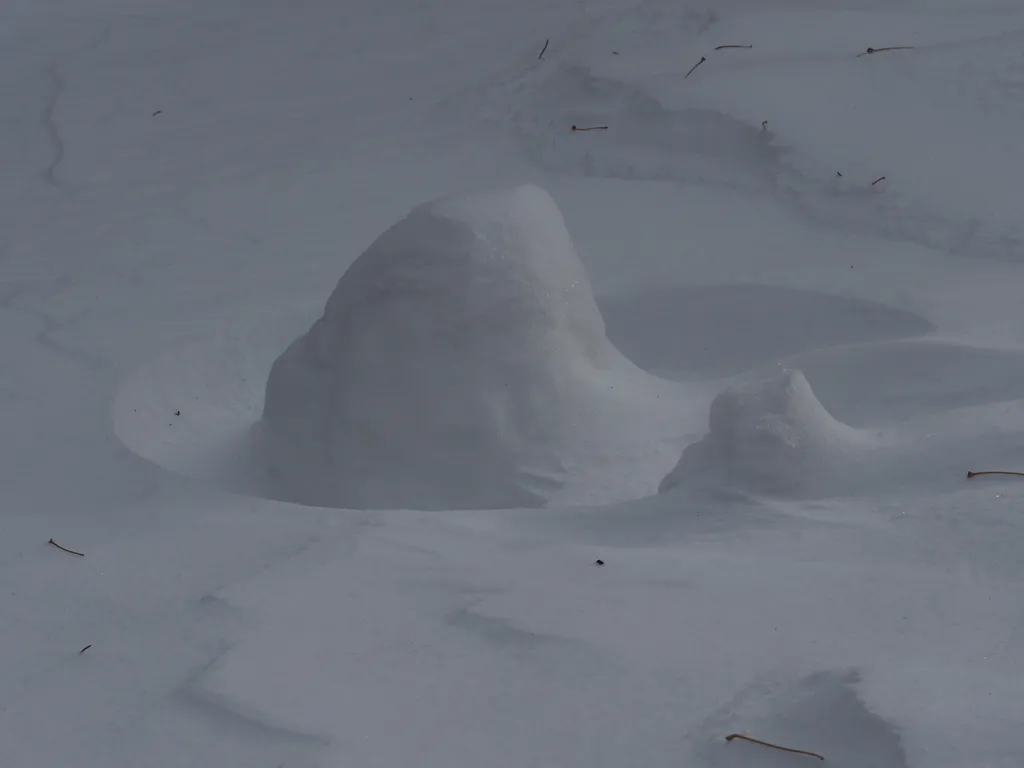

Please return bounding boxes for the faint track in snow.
[41,64,65,187]
[38,24,110,190]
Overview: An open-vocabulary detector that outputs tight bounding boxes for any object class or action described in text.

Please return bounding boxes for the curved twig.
[48,538,84,557]
[685,56,706,79]
[967,470,1024,479]
[725,733,825,761]
[857,45,914,58]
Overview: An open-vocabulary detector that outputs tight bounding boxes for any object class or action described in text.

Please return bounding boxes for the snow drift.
[659,369,877,498]
[261,183,684,510]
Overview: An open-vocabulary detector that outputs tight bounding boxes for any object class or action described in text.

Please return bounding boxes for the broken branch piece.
[571,125,608,132]
[725,733,825,761]
[967,470,1024,479]
[538,38,549,60]
[715,44,753,50]
[685,56,706,79]
[857,46,914,58]
[48,538,85,557]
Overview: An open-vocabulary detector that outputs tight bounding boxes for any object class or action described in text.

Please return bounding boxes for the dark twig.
[79,645,92,654]
[152,110,162,116]
[857,45,914,58]
[761,120,768,131]
[538,38,549,60]
[48,538,84,557]
[715,44,753,50]
[726,733,825,761]
[871,175,886,185]
[967,470,1024,479]
[571,124,608,132]
[685,56,706,79]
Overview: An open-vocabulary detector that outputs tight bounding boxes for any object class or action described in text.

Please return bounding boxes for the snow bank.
[659,369,875,498]
[261,184,683,510]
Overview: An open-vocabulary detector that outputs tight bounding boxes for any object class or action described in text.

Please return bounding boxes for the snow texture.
[262,184,681,510]
[7,0,1024,766]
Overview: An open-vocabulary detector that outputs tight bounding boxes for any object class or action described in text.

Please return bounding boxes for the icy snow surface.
[5,0,1024,766]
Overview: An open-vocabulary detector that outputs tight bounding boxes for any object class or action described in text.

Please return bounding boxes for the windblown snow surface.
[5,0,1024,766]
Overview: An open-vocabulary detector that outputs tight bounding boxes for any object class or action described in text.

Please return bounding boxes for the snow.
[5,0,1024,766]
[659,369,877,498]
[260,183,687,510]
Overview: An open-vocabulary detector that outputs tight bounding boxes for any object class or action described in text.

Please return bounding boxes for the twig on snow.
[726,733,825,761]
[762,120,768,130]
[857,46,914,58]
[538,38,550,60]
[79,645,92,654]
[48,538,84,557]
[871,175,886,185]
[715,44,753,50]
[685,56,706,79]
[967,470,1024,479]
[571,124,608,132]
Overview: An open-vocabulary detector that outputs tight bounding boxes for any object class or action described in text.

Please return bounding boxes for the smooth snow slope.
[261,183,688,510]
[4,0,1024,767]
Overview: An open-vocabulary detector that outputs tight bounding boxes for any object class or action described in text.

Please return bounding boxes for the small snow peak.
[660,369,870,498]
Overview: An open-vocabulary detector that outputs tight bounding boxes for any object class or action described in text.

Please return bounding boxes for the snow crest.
[261,184,682,510]
[660,369,875,498]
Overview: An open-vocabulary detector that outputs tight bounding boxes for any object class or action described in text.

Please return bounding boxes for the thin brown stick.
[725,733,825,761]
[48,538,84,557]
[685,56,706,79]
[538,38,549,60]
[857,45,914,58]
[967,470,1024,479]
[571,124,608,132]
[715,44,753,50]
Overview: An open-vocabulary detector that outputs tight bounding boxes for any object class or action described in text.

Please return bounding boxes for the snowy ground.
[4,0,1024,766]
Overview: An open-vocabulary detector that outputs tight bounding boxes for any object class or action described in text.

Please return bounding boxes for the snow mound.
[659,369,875,498]
[261,183,686,510]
